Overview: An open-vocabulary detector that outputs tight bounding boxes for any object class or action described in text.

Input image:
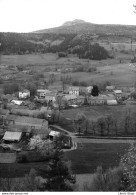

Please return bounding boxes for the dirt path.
[50,125,77,151]
[50,125,136,145]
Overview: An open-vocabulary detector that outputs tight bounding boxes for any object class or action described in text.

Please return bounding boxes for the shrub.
[3,83,19,94]
[84,166,123,191]
[58,52,67,57]
[88,67,97,72]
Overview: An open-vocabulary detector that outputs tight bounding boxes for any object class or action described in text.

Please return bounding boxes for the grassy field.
[1,53,135,88]
[61,104,136,121]
[64,142,130,174]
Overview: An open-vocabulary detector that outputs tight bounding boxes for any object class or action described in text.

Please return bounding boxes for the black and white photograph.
[0,0,136,193]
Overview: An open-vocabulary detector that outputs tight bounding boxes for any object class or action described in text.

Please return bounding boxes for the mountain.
[33,19,136,36]
[62,19,87,26]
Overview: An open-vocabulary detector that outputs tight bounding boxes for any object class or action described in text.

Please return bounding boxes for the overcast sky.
[0,0,136,32]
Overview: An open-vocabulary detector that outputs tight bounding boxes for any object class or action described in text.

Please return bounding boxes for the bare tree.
[97,117,106,136]
[105,115,113,136]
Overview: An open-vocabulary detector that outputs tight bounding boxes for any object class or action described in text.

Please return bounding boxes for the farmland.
[64,142,130,174]
[61,104,136,121]
[0,52,135,88]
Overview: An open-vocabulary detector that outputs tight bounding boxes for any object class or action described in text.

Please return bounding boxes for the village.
[0,73,136,156]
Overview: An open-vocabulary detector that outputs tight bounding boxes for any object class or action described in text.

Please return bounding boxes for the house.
[6,115,49,138]
[107,100,117,105]
[106,86,115,92]
[68,87,80,96]
[19,89,30,99]
[113,90,122,99]
[3,131,22,142]
[36,89,51,99]
[49,130,60,140]
[63,94,77,106]
[7,124,32,137]
[87,94,112,105]
[11,100,23,106]
[88,95,106,105]
[86,86,93,94]
[76,95,85,105]
[45,92,57,102]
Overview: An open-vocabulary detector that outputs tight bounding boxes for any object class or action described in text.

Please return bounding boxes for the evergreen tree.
[45,149,76,191]
[91,85,99,96]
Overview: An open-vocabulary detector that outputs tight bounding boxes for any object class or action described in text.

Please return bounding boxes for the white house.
[107,99,117,105]
[113,90,122,98]
[37,89,51,99]
[86,86,93,93]
[11,100,23,106]
[49,130,60,140]
[69,87,80,96]
[106,86,115,92]
[19,90,30,99]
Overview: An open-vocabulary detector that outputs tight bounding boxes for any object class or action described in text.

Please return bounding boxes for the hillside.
[33,19,136,36]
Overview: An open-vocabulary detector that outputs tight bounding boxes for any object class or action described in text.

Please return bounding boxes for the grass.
[0,161,49,178]
[1,53,135,88]
[61,104,136,121]
[64,142,130,174]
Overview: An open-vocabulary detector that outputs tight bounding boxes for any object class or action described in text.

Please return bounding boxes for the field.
[1,53,135,89]
[64,142,130,174]
[61,104,136,121]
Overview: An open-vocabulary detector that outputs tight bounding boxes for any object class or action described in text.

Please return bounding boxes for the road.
[50,125,135,149]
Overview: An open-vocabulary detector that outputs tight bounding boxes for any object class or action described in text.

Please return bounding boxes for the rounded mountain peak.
[62,19,87,26]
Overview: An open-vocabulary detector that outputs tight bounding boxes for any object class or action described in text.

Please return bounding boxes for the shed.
[49,130,60,140]
[3,131,22,142]
[107,100,117,105]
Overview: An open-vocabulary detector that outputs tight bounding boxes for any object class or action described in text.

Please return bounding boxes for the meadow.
[1,52,135,89]
[64,142,130,174]
[61,104,136,121]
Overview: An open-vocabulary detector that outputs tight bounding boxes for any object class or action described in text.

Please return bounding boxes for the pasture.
[64,142,130,174]
[61,104,136,121]
[0,53,135,92]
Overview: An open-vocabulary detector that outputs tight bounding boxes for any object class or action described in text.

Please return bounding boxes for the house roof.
[37,89,51,93]
[106,86,115,90]
[107,100,117,105]
[113,90,122,94]
[49,130,60,137]
[69,86,80,91]
[6,115,47,127]
[19,89,30,93]
[3,131,22,141]
[64,94,77,101]
[11,100,23,105]
[8,124,31,133]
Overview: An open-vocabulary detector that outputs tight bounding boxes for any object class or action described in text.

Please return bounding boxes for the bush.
[88,67,97,72]
[84,166,123,191]
[72,80,88,87]
[3,83,19,94]
[58,52,67,57]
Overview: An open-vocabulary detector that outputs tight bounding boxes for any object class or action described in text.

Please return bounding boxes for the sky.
[0,0,136,32]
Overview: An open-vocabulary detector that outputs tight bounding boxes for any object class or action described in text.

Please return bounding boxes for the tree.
[83,166,123,191]
[75,112,87,135]
[45,149,76,191]
[105,115,113,136]
[120,143,136,191]
[26,83,37,97]
[130,91,136,100]
[112,116,118,136]
[122,110,132,135]
[3,83,19,94]
[90,121,96,135]
[97,117,106,136]
[91,85,99,96]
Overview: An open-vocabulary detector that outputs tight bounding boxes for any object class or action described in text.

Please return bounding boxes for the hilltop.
[33,19,136,35]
